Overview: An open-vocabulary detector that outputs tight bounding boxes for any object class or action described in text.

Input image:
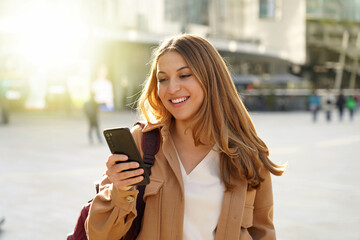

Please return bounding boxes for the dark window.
[259,0,276,19]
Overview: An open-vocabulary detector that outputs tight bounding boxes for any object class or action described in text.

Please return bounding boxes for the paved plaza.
[0,110,359,240]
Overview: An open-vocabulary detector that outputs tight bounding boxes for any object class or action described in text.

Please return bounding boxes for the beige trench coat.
[85,123,276,240]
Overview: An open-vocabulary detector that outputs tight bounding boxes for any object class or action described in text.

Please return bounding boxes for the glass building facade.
[307,0,360,22]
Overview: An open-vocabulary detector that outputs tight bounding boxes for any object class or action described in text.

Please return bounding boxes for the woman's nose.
[168,79,180,94]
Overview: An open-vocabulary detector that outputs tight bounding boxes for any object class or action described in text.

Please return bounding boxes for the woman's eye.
[158,78,167,83]
[180,74,191,78]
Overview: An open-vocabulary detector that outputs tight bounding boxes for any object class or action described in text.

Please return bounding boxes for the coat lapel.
[159,126,185,197]
[215,177,247,240]
[143,121,185,197]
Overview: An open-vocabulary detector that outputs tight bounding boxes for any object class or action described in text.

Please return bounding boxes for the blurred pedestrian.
[91,64,114,111]
[354,93,359,111]
[86,34,285,239]
[0,79,10,124]
[336,90,345,121]
[257,94,266,111]
[0,216,5,228]
[84,92,102,144]
[308,90,321,122]
[345,95,357,121]
[323,89,335,122]
[0,95,10,124]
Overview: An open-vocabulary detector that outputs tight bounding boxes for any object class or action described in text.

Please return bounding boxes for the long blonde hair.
[139,34,285,190]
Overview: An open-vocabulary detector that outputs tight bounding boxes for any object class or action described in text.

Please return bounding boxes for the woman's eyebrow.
[177,66,189,72]
[157,66,189,75]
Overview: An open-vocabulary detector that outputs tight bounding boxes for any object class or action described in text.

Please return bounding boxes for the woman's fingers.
[106,154,129,168]
[109,169,144,190]
[110,168,144,181]
[113,175,144,190]
[110,161,140,173]
[106,154,145,190]
[106,155,140,175]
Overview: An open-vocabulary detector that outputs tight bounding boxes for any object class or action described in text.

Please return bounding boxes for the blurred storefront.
[305,0,360,90]
[0,54,29,111]
[0,0,309,111]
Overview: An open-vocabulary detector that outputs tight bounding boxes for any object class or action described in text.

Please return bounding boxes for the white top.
[173,144,225,240]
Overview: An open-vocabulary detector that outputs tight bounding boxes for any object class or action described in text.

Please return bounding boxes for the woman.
[86,34,285,239]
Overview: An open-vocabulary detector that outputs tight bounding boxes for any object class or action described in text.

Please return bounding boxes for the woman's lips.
[170,97,189,104]
[169,96,189,106]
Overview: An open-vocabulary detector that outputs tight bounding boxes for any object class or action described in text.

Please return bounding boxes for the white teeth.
[171,97,188,104]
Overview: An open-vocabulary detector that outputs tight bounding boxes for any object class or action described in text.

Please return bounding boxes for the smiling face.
[156,51,205,124]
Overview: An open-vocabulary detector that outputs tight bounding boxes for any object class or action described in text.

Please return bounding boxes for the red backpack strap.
[134,121,160,173]
[141,129,160,174]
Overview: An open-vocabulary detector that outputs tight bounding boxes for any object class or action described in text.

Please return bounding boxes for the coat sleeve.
[85,125,144,240]
[85,175,139,240]
[248,169,276,239]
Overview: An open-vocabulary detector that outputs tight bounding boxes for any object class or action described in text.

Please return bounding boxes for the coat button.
[125,195,135,202]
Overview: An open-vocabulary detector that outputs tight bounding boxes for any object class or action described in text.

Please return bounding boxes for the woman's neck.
[170,120,212,150]
[170,119,213,174]
[171,120,194,145]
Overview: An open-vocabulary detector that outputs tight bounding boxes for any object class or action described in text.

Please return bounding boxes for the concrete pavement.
[0,110,359,240]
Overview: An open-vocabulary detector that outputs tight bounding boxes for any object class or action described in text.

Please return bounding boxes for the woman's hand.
[106,154,144,191]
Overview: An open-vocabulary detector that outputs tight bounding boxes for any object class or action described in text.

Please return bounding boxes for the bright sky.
[0,1,95,109]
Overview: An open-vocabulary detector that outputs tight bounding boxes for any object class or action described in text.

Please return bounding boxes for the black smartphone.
[103,127,150,186]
